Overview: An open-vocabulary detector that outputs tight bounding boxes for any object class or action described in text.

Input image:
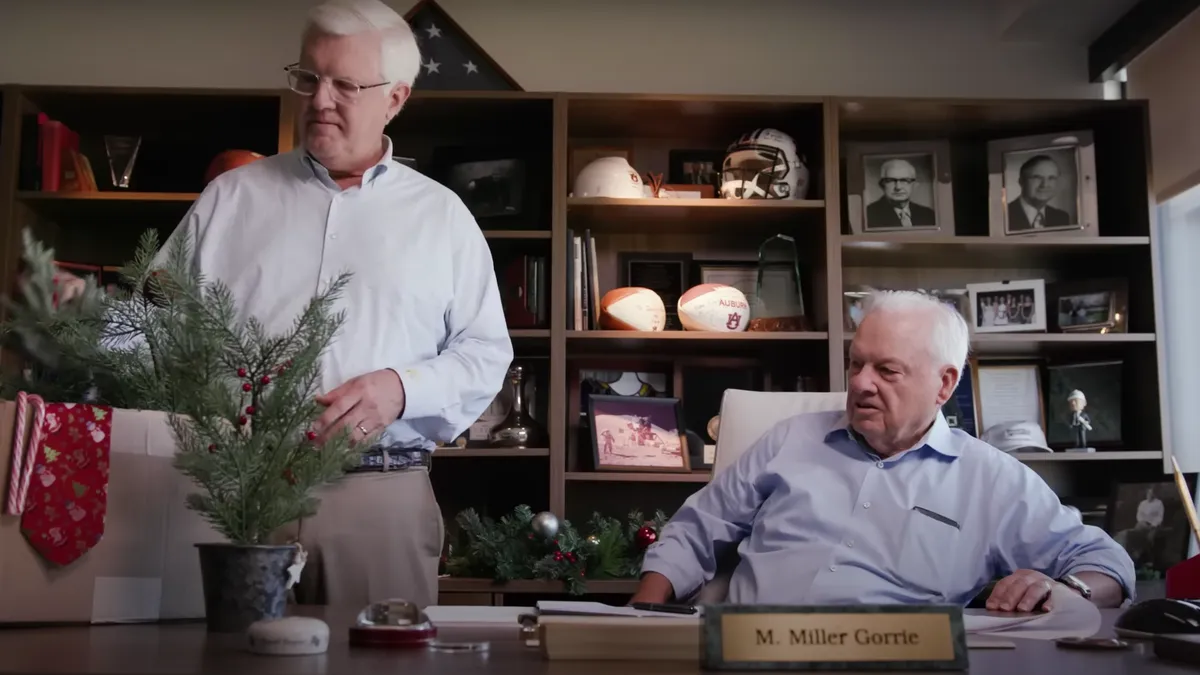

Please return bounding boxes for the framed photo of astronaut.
[1107,478,1196,579]
[965,279,1047,334]
[587,394,690,473]
[843,140,955,236]
[987,130,1099,238]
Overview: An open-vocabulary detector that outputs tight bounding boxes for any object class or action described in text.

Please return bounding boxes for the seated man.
[632,290,1134,612]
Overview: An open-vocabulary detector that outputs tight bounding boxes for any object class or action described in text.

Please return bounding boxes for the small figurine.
[1067,389,1094,451]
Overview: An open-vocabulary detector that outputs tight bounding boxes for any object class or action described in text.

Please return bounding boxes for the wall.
[0,0,1104,99]
[1127,8,1200,201]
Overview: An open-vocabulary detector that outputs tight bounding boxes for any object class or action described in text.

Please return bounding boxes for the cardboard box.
[0,401,222,624]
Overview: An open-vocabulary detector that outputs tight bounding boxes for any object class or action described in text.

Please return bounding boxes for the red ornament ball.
[242,382,252,392]
[306,430,317,441]
[245,405,256,415]
[635,526,658,550]
[238,416,248,426]
[261,375,271,385]
[237,368,247,378]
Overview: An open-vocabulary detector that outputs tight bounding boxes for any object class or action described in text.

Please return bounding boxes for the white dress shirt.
[156,136,513,450]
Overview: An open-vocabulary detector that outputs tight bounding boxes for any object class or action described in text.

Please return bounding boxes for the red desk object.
[1166,555,1200,600]
[348,598,438,649]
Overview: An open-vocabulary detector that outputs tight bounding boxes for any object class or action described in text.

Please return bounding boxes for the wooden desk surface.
[0,608,1193,674]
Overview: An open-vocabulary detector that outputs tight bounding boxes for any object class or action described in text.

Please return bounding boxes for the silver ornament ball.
[531,511,560,539]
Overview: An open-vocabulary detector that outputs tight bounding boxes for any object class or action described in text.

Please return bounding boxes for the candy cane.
[6,392,46,515]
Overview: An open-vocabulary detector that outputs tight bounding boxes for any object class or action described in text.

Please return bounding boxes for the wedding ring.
[357,424,369,435]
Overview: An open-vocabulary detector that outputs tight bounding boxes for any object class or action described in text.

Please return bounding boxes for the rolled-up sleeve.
[989,459,1136,601]
[641,421,784,600]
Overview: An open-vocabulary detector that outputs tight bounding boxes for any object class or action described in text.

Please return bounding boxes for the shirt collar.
[297,134,395,189]
[824,411,961,460]
[1019,197,1045,225]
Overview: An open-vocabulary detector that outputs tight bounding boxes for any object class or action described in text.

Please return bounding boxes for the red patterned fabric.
[18,403,112,566]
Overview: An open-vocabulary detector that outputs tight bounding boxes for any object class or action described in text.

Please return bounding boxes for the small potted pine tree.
[2,229,362,633]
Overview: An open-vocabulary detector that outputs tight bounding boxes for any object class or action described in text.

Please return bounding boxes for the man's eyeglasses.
[284,63,389,102]
[881,178,916,187]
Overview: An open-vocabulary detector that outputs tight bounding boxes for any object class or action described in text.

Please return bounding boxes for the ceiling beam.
[1089,0,1200,82]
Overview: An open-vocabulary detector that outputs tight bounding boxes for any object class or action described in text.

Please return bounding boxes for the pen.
[630,602,698,615]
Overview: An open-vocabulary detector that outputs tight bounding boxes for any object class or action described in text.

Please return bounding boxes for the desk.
[0,609,1191,674]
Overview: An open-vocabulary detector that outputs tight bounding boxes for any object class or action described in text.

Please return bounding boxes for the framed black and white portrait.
[965,279,1047,333]
[1107,478,1196,580]
[843,140,955,236]
[987,131,1098,238]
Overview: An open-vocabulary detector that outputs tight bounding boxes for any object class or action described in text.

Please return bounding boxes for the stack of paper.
[963,583,1102,639]
[536,600,703,619]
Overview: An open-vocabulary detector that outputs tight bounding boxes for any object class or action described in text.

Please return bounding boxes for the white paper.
[963,584,1101,640]
[536,600,703,619]
[976,365,1042,430]
[424,605,533,626]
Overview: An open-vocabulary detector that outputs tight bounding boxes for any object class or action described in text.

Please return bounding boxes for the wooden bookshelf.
[0,85,1175,606]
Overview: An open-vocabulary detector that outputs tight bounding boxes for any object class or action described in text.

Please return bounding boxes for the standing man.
[865,158,937,230]
[1007,155,1071,231]
[55,0,513,609]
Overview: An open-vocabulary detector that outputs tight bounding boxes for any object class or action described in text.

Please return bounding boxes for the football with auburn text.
[678,283,749,332]
[598,287,666,331]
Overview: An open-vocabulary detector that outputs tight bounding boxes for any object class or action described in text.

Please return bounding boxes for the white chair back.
[693,389,847,605]
[712,389,848,477]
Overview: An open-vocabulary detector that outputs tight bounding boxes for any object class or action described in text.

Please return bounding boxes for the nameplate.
[702,604,968,671]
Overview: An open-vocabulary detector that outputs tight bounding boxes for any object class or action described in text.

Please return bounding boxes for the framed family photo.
[843,140,955,236]
[987,130,1099,238]
[587,394,690,473]
[965,279,1047,333]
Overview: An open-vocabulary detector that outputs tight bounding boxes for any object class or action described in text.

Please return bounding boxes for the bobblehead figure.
[1067,389,1094,451]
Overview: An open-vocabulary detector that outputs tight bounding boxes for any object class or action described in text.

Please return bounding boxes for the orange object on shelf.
[204,149,266,184]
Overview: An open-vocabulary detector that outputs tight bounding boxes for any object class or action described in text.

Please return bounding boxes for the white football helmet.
[573,156,646,198]
[719,128,809,200]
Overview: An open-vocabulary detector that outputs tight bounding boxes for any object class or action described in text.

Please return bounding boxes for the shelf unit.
[0,86,1173,605]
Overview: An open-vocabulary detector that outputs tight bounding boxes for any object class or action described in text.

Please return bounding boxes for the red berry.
[566,552,576,563]
[553,551,563,562]
[245,406,255,415]
[261,375,271,385]
[238,416,248,425]
[237,368,247,378]
[242,382,252,392]
[306,430,317,441]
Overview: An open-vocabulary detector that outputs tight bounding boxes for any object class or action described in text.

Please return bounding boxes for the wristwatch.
[1058,573,1093,600]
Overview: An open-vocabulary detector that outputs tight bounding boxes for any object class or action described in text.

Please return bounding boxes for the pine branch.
[444,505,670,594]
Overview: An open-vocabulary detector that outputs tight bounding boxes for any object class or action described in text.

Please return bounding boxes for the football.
[599,287,666,331]
[204,149,266,184]
[678,283,750,332]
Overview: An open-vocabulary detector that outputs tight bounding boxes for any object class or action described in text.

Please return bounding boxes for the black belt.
[349,446,432,473]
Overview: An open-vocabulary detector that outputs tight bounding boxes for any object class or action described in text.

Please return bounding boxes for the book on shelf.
[566,228,600,330]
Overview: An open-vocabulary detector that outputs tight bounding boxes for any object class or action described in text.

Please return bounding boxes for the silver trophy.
[489,364,543,448]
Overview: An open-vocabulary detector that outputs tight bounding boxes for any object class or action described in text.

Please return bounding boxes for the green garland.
[443,504,669,595]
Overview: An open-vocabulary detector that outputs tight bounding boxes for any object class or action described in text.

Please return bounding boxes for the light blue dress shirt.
[150,136,513,451]
[641,410,1136,605]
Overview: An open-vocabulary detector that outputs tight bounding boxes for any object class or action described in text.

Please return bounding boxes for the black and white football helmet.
[719,128,809,200]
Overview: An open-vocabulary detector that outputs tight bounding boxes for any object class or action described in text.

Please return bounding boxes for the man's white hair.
[860,290,969,387]
[305,0,421,87]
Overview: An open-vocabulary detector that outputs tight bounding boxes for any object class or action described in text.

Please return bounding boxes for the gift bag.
[0,392,220,624]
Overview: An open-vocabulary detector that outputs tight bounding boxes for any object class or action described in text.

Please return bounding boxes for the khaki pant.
[272,468,444,609]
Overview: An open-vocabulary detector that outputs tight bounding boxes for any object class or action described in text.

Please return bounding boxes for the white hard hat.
[573,156,646,198]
